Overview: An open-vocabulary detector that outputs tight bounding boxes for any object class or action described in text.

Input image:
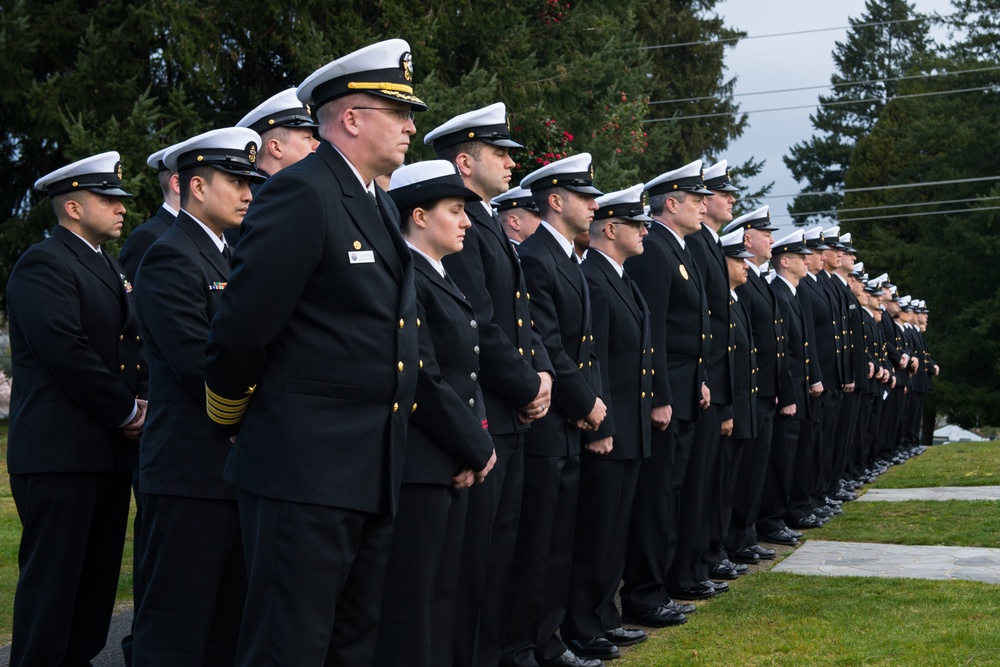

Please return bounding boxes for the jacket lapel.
[319,143,404,284]
[175,212,230,281]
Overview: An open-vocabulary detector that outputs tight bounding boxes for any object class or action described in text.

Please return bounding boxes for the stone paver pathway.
[858,485,1000,501]
[773,540,1000,584]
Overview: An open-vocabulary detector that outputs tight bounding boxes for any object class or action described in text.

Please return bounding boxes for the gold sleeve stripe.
[205,385,253,408]
[346,81,414,94]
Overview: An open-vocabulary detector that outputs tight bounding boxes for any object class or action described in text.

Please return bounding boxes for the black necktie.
[370,191,380,213]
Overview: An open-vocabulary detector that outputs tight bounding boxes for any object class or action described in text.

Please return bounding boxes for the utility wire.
[649,65,1000,105]
[761,175,1000,200]
[642,85,996,122]
[639,16,934,51]
[770,196,1000,218]
[832,205,1000,223]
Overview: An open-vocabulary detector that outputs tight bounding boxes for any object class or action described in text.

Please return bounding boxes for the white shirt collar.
[479,200,494,218]
[833,272,848,286]
[730,289,739,302]
[655,219,686,250]
[775,273,797,296]
[541,220,576,259]
[745,259,762,276]
[182,209,227,252]
[331,144,377,196]
[592,248,623,277]
[162,202,179,218]
[406,241,446,278]
[703,222,720,243]
[67,229,102,253]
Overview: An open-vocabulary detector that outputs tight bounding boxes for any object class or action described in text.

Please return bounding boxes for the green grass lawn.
[872,441,1000,488]
[0,422,136,644]
[807,499,1000,548]
[618,573,1000,666]
[2,427,998,656]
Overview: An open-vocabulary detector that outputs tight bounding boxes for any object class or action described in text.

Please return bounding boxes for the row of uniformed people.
[6,35,940,667]
[742,222,939,553]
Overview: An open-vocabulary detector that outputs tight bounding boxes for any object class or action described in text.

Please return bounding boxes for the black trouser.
[704,434,746,566]
[235,490,393,667]
[375,483,469,667]
[787,396,822,522]
[503,454,581,666]
[10,471,131,667]
[133,494,246,666]
[666,404,720,589]
[726,396,776,549]
[564,457,642,639]
[757,416,801,534]
[621,417,697,613]
[455,432,525,667]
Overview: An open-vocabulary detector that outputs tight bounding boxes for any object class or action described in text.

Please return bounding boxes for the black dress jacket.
[134,212,234,499]
[7,224,145,473]
[517,224,601,457]
[624,223,709,422]
[406,254,494,484]
[205,141,419,514]
[581,251,652,460]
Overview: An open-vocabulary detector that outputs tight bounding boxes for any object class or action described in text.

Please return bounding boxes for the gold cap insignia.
[247,142,257,164]
[115,162,123,181]
[401,52,413,82]
[679,264,689,281]
[589,163,595,179]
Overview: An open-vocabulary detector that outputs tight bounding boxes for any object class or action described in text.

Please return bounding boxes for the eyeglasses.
[352,107,416,122]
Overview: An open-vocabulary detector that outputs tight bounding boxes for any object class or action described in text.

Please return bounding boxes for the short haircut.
[436,140,484,165]
[49,191,76,220]
[157,169,174,199]
[178,166,217,208]
[648,190,687,217]
[533,186,570,220]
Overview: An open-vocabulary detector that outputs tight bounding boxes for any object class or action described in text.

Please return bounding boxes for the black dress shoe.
[785,527,804,538]
[538,648,603,667]
[709,563,739,580]
[749,544,776,559]
[730,546,761,564]
[565,638,619,661]
[813,505,834,518]
[722,559,749,574]
[760,530,798,546]
[704,579,729,593]
[667,583,717,600]
[605,627,647,647]
[622,605,688,627]
[789,515,823,529]
[664,600,697,615]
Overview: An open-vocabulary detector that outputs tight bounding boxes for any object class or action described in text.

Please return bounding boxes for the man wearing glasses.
[205,39,426,666]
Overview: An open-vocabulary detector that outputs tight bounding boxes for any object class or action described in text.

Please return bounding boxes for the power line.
[649,65,1000,105]
[770,196,1000,218]
[642,85,997,123]
[639,16,934,51]
[835,205,1000,223]
[762,175,1000,200]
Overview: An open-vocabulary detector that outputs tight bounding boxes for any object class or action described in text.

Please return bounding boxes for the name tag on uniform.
[349,250,375,264]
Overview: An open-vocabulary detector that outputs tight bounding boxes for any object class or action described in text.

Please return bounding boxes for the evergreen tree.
[0,0,760,313]
[782,0,932,225]
[840,2,1000,427]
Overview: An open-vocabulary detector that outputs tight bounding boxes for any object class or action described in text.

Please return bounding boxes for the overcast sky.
[714,0,956,222]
